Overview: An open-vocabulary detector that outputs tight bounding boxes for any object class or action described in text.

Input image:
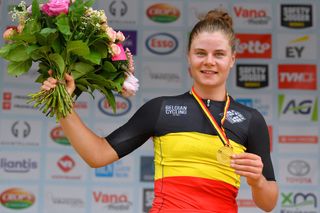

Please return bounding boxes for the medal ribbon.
[190,86,231,147]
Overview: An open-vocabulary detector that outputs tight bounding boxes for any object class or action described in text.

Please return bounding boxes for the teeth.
[202,70,216,73]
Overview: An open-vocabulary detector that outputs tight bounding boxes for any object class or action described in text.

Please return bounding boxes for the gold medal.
[190,87,234,165]
[217,145,233,165]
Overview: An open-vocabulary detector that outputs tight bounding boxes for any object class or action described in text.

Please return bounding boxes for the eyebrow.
[193,48,227,52]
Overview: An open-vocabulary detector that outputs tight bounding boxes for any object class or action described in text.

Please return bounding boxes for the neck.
[192,85,227,101]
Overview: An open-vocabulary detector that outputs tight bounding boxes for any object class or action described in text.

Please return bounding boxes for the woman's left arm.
[231,153,279,212]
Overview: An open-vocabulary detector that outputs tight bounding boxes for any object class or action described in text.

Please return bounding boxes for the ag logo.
[278,94,318,122]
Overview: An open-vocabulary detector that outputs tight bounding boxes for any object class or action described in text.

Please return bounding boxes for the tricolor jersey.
[106,92,275,213]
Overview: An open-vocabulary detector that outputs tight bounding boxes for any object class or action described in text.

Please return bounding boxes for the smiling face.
[187,31,235,96]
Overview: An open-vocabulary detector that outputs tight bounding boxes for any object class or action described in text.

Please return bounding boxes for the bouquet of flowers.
[0,0,139,120]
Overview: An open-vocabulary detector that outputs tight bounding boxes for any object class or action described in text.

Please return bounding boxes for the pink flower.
[116,31,125,42]
[3,26,17,41]
[125,48,135,73]
[106,27,116,42]
[111,44,127,61]
[17,24,24,33]
[41,0,70,16]
[121,72,139,97]
[111,43,121,56]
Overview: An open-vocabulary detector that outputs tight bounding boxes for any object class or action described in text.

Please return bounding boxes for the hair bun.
[200,8,233,29]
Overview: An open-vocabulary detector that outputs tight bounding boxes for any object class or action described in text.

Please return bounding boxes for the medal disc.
[217,145,233,165]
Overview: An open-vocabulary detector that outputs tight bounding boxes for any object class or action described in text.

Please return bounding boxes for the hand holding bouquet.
[0,0,139,120]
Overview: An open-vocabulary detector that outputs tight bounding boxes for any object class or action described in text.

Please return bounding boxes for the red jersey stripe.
[150,176,238,213]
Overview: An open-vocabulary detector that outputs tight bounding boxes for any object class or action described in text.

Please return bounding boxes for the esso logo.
[146,33,178,55]
[98,95,131,116]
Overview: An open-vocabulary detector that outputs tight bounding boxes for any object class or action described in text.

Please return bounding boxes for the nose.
[204,54,215,67]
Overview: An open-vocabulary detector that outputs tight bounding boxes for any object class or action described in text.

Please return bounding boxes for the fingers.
[41,77,57,91]
[41,71,75,95]
[231,153,263,177]
[64,73,73,81]
[64,73,76,95]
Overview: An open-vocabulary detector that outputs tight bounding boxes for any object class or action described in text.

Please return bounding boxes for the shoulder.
[228,96,266,124]
[142,92,191,108]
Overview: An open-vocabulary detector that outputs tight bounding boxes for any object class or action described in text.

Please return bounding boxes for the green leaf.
[39,46,51,54]
[92,41,109,58]
[67,40,90,56]
[49,53,65,75]
[84,0,95,7]
[86,74,117,90]
[0,43,19,58]
[39,28,58,46]
[76,78,90,86]
[56,14,71,36]
[68,0,89,19]
[27,45,43,60]
[32,0,41,19]
[27,45,40,54]
[5,44,30,62]
[35,33,48,46]
[102,61,117,73]
[14,34,37,43]
[8,60,32,77]
[70,62,94,80]
[76,84,89,92]
[40,28,57,37]
[52,37,63,53]
[82,51,101,65]
[113,75,125,91]
[105,90,116,113]
[24,19,41,34]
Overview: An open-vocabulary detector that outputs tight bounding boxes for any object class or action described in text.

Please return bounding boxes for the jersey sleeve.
[247,109,276,181]
[105,97,163,158]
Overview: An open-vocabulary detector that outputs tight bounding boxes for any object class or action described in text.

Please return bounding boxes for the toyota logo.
[287,160,310,176]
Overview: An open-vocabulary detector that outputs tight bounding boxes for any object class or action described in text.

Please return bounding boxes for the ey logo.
[278,94,318,122]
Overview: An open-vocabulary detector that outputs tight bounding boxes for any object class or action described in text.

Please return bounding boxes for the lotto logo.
[236,34,272,58]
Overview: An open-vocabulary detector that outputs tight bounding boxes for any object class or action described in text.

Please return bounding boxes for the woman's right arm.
[42,73,119,168]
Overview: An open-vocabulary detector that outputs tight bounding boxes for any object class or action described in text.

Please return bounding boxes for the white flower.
[121,72,139,97]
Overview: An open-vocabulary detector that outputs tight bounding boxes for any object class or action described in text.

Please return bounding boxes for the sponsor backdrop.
[0,0,319,212]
